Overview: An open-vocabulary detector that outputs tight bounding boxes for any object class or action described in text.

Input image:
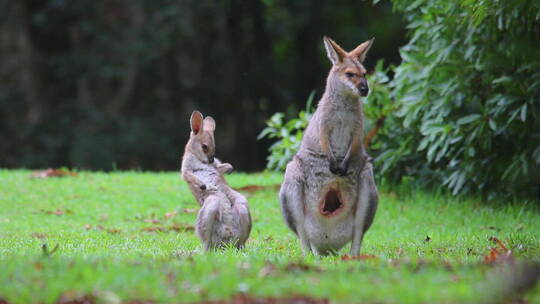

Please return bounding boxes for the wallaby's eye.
[345,72,355,78]
[201,144,208,152]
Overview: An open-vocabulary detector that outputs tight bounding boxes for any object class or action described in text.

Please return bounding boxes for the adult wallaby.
[280,36,378,256]
[181,111,251,251]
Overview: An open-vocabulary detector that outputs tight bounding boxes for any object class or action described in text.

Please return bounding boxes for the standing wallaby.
[181,111,251,251]
[279,36,378,256]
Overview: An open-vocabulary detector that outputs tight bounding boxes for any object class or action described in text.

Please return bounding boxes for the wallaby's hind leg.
[280,158,311,254]
[225,188,252,248]
[350,162,378,256]
[196,196,220,251]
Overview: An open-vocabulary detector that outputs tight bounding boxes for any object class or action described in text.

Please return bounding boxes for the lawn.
[0,170,538,304]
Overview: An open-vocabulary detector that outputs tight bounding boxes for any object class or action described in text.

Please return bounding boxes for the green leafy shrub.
[258,92,315,171]
[384,0,540,199]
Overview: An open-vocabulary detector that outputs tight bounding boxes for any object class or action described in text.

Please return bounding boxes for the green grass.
[0,170,538,304]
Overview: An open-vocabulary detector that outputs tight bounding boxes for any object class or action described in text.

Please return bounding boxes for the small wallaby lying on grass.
[181,111,251,251]
[280,36,378,256]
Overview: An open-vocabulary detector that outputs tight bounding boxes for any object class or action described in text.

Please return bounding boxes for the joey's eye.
[201,144,208,152]
[345,72,355,78]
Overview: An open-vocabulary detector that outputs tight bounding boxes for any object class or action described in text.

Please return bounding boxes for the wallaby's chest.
[325,109,360,156]
[193,168,220,185]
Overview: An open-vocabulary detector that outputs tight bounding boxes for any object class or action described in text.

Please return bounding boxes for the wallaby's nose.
[358,78,369,96]
[358,85,369,96]
[208,156,214,164]
[360,87,369,96]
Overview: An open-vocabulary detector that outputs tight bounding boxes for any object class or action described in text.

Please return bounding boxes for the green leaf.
[520,104,527,122]
[457,114,481,125]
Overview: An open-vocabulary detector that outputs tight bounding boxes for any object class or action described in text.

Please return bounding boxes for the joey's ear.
[190,111,204,134]
[323,36,346,65]
[349,38,374,62]
[203,116,215,132]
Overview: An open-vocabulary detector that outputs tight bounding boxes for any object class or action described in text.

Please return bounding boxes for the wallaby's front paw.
[338,161,349,176]
[329,159,340,175]
[199,184,207,190]
[217,163,233,175]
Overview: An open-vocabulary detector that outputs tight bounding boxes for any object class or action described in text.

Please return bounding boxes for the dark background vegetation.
[2,0,538,200]
[0,0,406,171]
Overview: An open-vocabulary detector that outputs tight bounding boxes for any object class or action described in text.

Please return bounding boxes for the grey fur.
[280,37,378,256]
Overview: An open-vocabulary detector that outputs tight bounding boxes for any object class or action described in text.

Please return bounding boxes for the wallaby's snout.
[359,78,369,96]
[208,156,215,164]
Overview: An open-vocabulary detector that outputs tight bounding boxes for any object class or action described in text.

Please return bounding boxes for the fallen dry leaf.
[165,211,178,218]
[31,232,47,239]
[142,226,167,233]
[57,292,95,304]
[182,208,197,214]
[40,209,74,216]
[442,260,454,272]
[233,184,281,193]
[483,236,512,264]
[143,218,160,224]
[30,168,78,179]
[489,236,509,251]
[227,294,329,304]
[106,228,122,234]
[84,224,92,230]
[341,254,378,261]
[169,223,195,232]
[142,223,195,233]
[258,262,277,278]
[284,261,320,272]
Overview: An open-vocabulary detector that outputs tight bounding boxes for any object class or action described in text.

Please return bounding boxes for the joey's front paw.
[223,163,233,174]
[199,184,207,190]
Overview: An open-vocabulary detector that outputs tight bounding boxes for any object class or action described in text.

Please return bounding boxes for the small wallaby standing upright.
[280,36,378,256]
[181,111,251,251]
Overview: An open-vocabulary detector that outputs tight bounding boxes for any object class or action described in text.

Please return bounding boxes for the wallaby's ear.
[203,116,215,132]
[323,36,346,65]
[349,38,374,62]
[190,111,204,135]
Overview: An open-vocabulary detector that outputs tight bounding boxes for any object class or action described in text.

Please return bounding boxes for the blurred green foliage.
[257,91,315,171]
[261,0,540,200]
[0,0,405,171]
[386,0,540,199]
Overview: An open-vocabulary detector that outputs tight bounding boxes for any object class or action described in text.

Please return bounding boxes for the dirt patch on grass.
[30,168,78,178]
